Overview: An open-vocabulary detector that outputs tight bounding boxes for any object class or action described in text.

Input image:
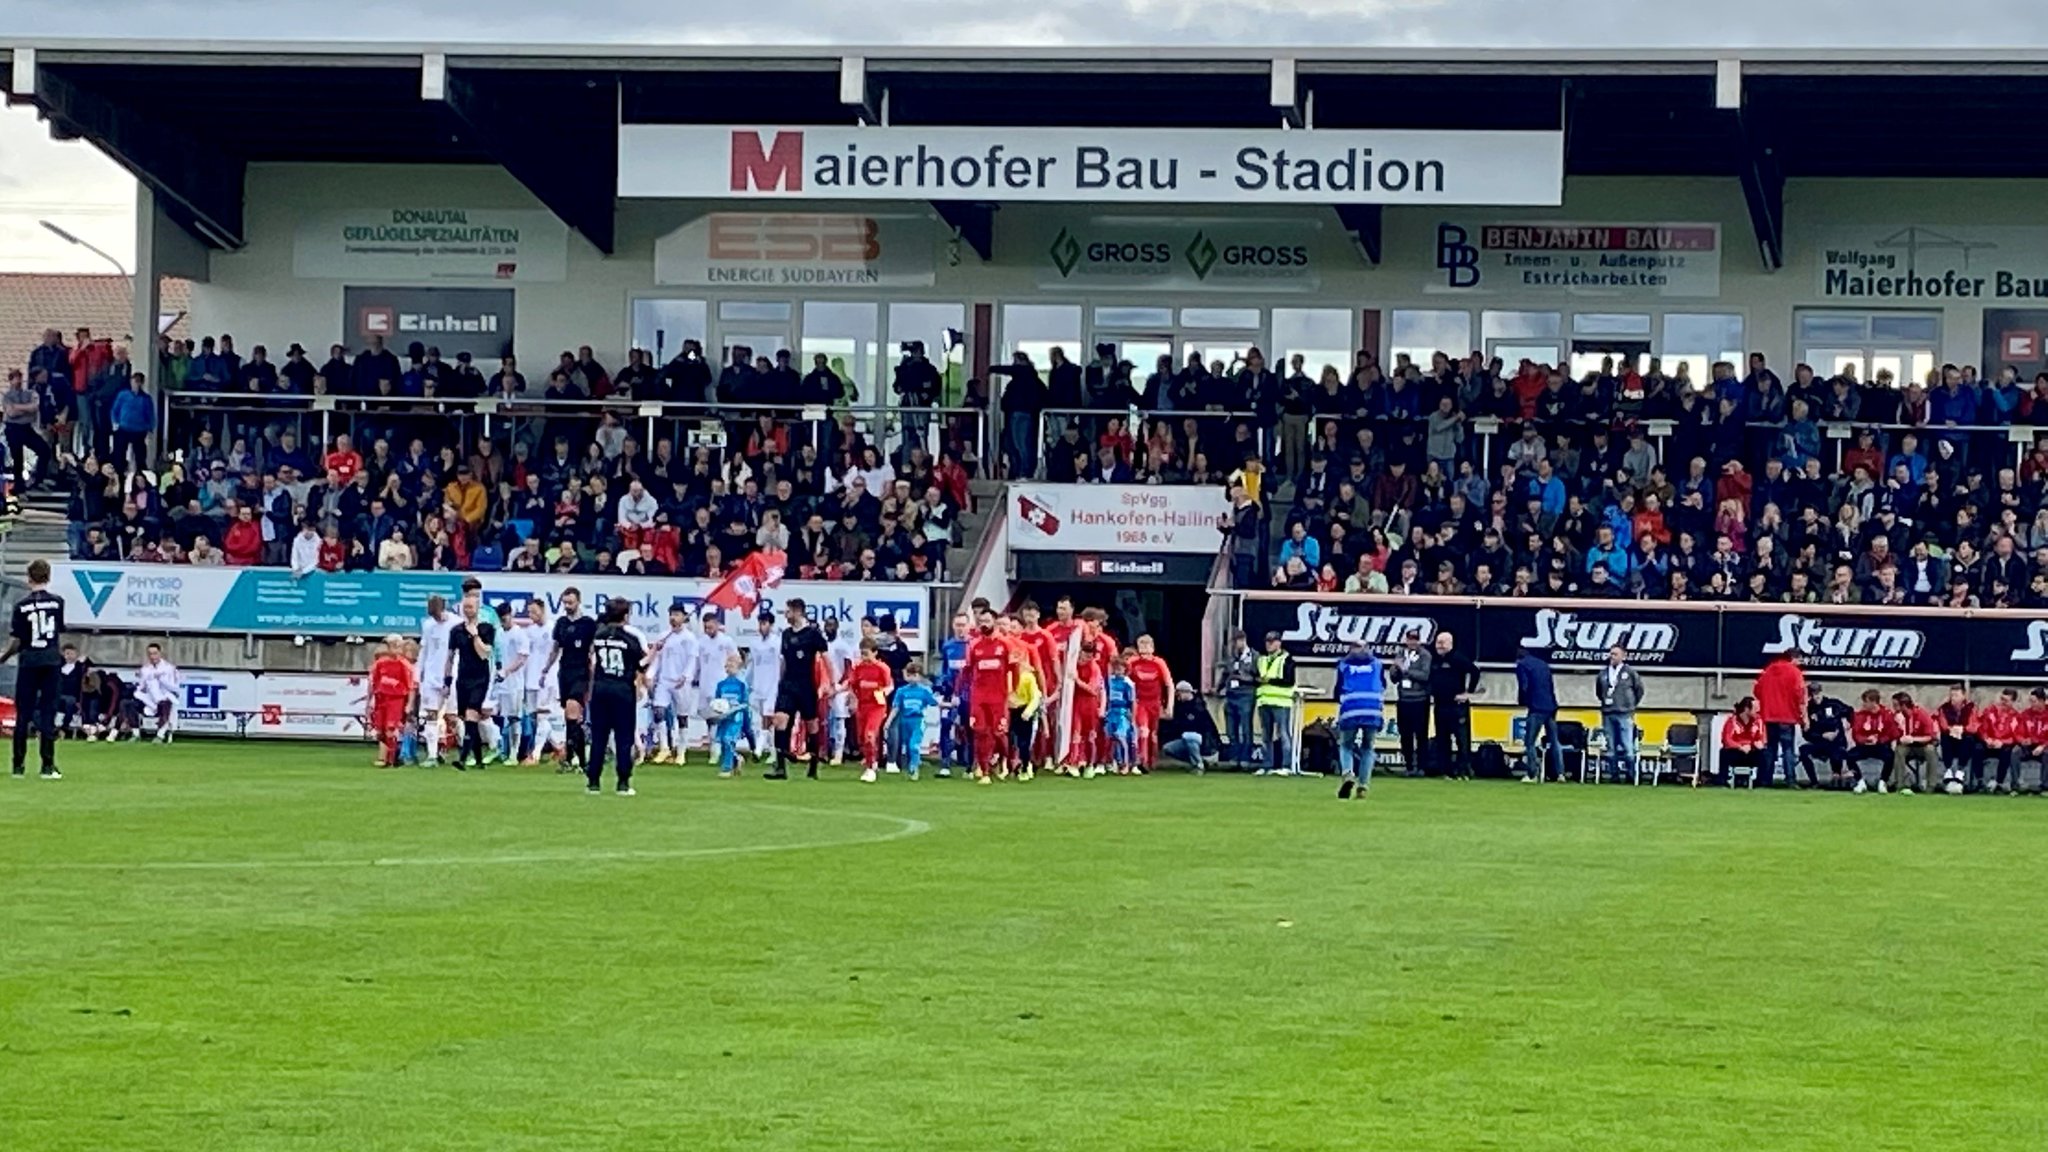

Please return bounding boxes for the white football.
[1942,780,1964,796]
[710,698,734,717]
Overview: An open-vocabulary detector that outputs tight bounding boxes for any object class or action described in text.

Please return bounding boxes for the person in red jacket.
[1936,685,1980,792]
[1718,697,1767,786]
[1846,689,1901,793]
[367,636,417,768]
[1751,649,1810,788]
[841,638,896,783]
[223,504,264,566]
[965,609,1018,785]
[1125,634,1172,768]
[1972,688,2024,794]
[1888,692,1940,795]
[2015,688,2048,795]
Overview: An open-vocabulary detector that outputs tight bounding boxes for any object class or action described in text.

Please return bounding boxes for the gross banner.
[653,212,937,288]
[1008,484,1230,553]
[53,564,468,635]
[1717,608,1962,679]
[619,124,1565,206]
[1474,604,1721,670]
[1429,222,1723,299]
[342,286,516,363]
[1240,597,1482,663]
[1034,217,1324,294]
[294,207,569,283]
[474,575,929,652]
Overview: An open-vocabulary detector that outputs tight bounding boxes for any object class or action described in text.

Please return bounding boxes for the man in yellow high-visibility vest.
[1254,631,1296,775]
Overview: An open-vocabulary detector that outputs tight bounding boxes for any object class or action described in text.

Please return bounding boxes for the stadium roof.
[5,39,2044,268]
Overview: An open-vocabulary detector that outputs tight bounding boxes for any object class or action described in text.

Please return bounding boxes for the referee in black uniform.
[2,558,65,778]
[549,587,597,773]
[586,598,646,795]
[447,596,496,771]
[768,597,830,780]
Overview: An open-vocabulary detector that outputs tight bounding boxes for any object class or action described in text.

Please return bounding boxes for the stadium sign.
[1007,484,1231,553]
[619,125,1565,206]
[1240,598,1480,662]
[1480,605,1715,669]
[342,286,516,362]
[51,565,927,650]
[1430,222,1723,298]
[294,207,569,283]
[653,212,938,288]
[1815,225,2048,301]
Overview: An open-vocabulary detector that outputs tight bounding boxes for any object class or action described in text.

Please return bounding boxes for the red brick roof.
[0,274,190,378]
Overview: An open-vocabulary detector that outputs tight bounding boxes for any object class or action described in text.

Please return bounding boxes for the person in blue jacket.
[711,652,752,778]
[1516,639,1562,783]
[934,613,971,778]
[1104,656,1138,773]
[1334,639,1387,800]
[886,662,940,780]
[108,372,155,476]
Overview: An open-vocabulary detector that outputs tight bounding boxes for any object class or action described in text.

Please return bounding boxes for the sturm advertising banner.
[343,286,516,363]
[1814,225,2048,302]
[1241,596,2048,680]
[1429,222,1723,299]
[1008,484,1231,554]
[619,124,1565,206]
[53,565,929,650]
[1032,217,1324,294]
[294,207,569,283]
[1240,598,1481,662]
[653,212,937,289]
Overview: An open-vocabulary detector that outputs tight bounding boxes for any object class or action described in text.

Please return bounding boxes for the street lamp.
[38,219,129,277]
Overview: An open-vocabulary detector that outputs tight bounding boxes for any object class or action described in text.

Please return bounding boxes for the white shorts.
[523,686,554,716]
[418,679,449,716]
[492,679,526,717]
[652,680,686,715]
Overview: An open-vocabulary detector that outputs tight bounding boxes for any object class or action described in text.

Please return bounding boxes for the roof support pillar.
[932,201,994,263]
[435,64,618,255]
[1734,108,1784,271]
[1333,204,1382,266]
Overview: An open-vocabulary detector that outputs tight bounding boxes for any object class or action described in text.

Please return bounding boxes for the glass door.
[1488,340,1564,373]
[1093,332,1175,393]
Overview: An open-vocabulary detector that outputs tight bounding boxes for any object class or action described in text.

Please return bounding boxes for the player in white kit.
[692,610,740,754]
[647,601,698,764]
[519,599,560,765]
[746,611,785,761]
[823,617,861,764]
[132,642,180,743]
[417,595,459,764]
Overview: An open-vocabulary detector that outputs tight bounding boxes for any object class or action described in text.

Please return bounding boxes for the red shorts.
[371,698,408,730]
[970,701,1010,736]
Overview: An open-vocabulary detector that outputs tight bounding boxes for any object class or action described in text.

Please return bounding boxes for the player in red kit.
[367,635,417,767]
[842,637,896,783]
[1016,601,1060,771]
[1125,634,1172,768]
[965,609,1018,785]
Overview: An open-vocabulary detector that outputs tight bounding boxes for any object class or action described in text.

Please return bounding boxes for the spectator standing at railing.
[107,372,154,476]
[3,369,52,492]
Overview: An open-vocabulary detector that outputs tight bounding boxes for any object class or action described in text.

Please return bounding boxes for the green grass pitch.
[3,743,2046,1151]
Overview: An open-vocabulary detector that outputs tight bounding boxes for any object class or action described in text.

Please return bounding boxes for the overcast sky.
[0,0,2026,271]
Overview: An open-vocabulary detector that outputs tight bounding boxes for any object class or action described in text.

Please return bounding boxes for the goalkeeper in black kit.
[2,559,67,778]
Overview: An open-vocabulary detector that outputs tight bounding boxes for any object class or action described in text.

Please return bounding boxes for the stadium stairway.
[1,488,73,584]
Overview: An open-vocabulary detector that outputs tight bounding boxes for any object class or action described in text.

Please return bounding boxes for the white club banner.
[294,207,570,283]
[620,124,1565,206]
[1007,484,1231,553]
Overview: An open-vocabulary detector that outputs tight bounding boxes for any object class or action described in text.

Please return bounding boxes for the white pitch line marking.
[45,804,933,872]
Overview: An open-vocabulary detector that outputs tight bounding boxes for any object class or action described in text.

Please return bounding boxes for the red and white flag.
[704,549,788,618]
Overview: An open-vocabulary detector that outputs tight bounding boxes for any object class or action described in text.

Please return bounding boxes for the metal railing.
[153,394,989,478]
[1030,407,1270,481]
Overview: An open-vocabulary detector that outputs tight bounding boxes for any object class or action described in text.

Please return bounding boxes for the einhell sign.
[342,286,515,362]
[653,213,937,288]
[619,125,1564,206]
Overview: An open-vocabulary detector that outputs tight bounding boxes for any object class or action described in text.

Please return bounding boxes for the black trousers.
[586,690,636,790]
[12,663,59,773]
[4,422,50,489]
[1431,697,1473,777]
[1396,698,1430,775]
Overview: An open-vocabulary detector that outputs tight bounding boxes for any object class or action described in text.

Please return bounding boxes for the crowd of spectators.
[19,327,974,583]
[1024,343,2048,609]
